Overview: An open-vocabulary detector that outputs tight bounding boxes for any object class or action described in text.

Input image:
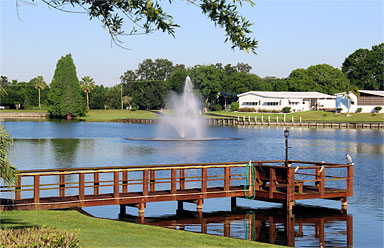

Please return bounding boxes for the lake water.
[2,121,383,247]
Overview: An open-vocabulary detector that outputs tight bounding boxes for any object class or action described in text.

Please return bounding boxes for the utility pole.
[121,84,123,110]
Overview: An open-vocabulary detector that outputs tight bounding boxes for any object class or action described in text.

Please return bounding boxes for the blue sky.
[1,0,383,87]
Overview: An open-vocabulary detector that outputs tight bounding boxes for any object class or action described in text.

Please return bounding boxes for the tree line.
[0,43,382,115]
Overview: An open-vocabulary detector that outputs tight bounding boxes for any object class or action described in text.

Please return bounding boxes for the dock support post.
[231,197,237,212]
[341,198,348,211]
[196,199,203,212]
[120,204,126,216]
[138,202,145,217]
[177,201,184,214]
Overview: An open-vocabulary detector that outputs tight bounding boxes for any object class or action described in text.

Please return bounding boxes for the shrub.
[238,107,256,112]
[230,102,239,111]
[257,109,269,113]
[356,108,362,113]
[374,106,382,112]
[336,108,343,113]
[212,104,222,111]
[282,107,291,113]
[131,107,137,111]
[0,226,79,247]
[322,113,328,117]
[271,109,280,113]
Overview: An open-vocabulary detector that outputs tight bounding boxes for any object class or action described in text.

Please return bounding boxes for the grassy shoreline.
[0,209,280,247]
[1,109,383,122]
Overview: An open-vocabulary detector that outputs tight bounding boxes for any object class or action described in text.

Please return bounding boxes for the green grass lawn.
[1,210,280,248]
[78,110,159,121]
[206,111,384,122]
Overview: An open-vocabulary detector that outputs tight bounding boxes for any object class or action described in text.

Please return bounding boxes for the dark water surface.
[3,121,383,247]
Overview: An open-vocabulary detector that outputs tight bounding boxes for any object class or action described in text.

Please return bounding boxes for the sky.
[1,0,383,87]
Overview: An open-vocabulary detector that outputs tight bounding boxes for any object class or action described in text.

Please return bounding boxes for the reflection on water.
[118,205,352,247]
[50,139,80,168]
[2,122,384,247]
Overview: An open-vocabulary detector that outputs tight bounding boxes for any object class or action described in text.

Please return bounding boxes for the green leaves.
[342,43,384,90]
[288,64,349,95]
[48,54,86,118]
[0,124,16,186]
[39,0,258,52]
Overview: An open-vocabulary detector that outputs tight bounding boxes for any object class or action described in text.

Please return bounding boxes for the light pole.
[284,129,289,167]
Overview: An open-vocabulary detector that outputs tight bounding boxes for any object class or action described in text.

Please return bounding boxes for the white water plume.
[158,76,206,139]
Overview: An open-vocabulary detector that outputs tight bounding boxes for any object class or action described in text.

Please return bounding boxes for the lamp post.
[284,129,289,167]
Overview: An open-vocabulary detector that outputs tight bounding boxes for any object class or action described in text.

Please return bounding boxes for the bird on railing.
[346,154,353,165]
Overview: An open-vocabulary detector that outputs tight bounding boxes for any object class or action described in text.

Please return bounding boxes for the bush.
[212,104,222,111]
[356,108,362,113]
[257,109,269,113]
[0,226,79,247]
[131,107,137,111]
[238,107,256,112]
[230,102,239,111]
[374,106,382,112]
[336,108,343,113]
[282,107,291,113]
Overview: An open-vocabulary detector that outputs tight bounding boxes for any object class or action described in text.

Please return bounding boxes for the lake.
[2,121,383,247]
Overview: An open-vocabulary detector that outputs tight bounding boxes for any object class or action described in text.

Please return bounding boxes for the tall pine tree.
[48,54,85,119]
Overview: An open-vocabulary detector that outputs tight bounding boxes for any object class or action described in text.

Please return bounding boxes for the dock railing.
[1,160,353,211]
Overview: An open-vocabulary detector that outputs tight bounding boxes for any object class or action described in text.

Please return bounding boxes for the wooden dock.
[1,160,353,216]
[119,118,384,129]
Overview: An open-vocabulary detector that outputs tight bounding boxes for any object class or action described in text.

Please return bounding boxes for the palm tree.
[0,124,17,186]
[33,76,47,110]
[80,76,96,111]
[345,84,360,116]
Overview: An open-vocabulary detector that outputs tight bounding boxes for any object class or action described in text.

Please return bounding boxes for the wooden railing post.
[201,168,207,193]
[59,172,65,197]
[15,175,21,200]
[224,167,230,191]
[143,170,148,196]
[79,173,85,201]
[347,165,353,197]
[319,167,325,197]
[171,169,177,194]
[122,170,128,193]
[269,168,276,199]
[179,169,185,190]
[114,171,120,201]
[94,171,99,195]
[33,175,40,204]
[150,170,156,192]
[248,163,253,194]
[315,166,320,188]
[286,168,295,212]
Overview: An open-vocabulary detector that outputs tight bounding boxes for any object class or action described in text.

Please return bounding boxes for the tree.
[48,54,85,119]
[189,65,224,105]
[36,0,258,53]
[0,124,17,186]
[136,58,174,81]
[31,76,47,110]
[342,43,384,90]
[288,64,349,95]
[345,84,360,116]
[80,76,96,111]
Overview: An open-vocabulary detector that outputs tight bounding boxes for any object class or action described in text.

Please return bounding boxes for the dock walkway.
[1,160,353,216]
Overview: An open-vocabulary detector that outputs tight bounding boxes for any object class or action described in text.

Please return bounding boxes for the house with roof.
[237,91,335,112]
[335,90,384,113]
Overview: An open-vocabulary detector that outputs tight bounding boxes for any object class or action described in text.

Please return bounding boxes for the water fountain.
[158,76,205,140]
[128,76,238,141]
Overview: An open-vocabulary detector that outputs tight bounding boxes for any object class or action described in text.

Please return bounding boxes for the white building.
[335,90,384,113]
[237,91,335,112]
